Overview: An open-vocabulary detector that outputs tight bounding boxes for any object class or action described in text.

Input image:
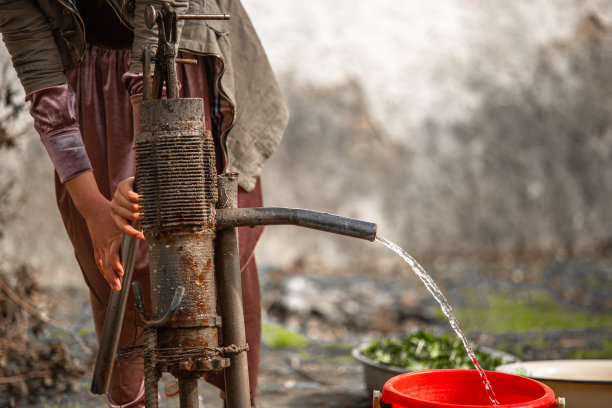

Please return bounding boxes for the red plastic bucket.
[381,369,556,408]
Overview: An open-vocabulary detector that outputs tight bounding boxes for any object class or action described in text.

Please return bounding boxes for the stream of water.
[376,235,500,406]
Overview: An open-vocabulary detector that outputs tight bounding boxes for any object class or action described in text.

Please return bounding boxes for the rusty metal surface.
[136,98,216,235]
[216,174,251,408]
[135,95,224,384]
[128,4,237,405]
[215,207,378,241]
[144,328,159,408]
[178,377,199,408]
[141,44,152,102]
[148,2,179,99]
[149,233,219,344]
[143,2,230,101]
[176,57,198,65]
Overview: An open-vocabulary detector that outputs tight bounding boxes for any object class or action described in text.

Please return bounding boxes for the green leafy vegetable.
[360,330,505,371]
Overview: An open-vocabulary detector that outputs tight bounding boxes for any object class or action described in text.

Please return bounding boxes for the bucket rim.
[381,369,556,408]
[496,359,612,384]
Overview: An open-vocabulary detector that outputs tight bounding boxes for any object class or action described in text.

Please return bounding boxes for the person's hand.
[83,197,125,291]
[110,177,145,241]
[65,172,125,291]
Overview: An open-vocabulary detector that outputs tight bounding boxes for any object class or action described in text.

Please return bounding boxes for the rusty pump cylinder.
[136,96,227,408]
[132,97,377,408]
[135,98,377,408]
[90,3,377,408]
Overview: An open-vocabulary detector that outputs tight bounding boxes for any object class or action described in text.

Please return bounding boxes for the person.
[0,1,288,407]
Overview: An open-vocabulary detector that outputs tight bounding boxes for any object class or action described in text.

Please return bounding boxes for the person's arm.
[0,0,125,290]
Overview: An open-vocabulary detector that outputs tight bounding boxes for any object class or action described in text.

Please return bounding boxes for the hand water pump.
[90,3,377,408]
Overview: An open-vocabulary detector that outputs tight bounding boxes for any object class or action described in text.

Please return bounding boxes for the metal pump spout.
[215,207,377,241]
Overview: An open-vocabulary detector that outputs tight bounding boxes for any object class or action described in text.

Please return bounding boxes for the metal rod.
[176,58,198,65]
[178,377,200,408]
[215,207,378,242]
[132,280,149,321]
[138,286,185,329]
[91,226,140,394]
[179,14,230,20]
[215,174,251,408]
[142,45,152,101]
[144,327,159,408]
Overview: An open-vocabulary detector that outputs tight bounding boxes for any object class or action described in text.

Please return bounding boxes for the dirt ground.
[32,341,372,408]
[0,276,371,408]
[2,254,610,407]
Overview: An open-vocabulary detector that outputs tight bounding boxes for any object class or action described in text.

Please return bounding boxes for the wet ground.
[3,254,611,407]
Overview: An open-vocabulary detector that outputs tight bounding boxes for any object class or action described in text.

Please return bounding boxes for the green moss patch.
[435,288,612,333]
[262,323,310,349]
[77,326,95,337]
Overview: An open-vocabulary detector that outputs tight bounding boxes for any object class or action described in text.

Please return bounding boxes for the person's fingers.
[111,212,145,240]
[110,256,124,288]
[100,238,123,291]
[112,190,140,214]
[94,248,103,273]
[119,177,140,203]
[110,200,139,221]
[110,211,129,230]
[110,237,124,278]
[102,254,121,292]
[125,225,146,240]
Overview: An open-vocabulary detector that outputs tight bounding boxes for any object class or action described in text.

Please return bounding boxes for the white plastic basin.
[496,359,612,408]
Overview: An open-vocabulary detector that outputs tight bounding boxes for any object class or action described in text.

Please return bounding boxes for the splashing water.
[376,235,500,406]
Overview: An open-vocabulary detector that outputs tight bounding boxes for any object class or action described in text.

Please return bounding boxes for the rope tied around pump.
[115,343,249,363]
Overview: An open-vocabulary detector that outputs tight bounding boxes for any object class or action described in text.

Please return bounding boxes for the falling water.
[376,235,500,406]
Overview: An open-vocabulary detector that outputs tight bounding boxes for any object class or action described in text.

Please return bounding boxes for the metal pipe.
[144,328,159,408]
[91,227,140,394]
[176,58,198,65]
[215,207,377,242]
[215,174,251,408]
[179,14,230,20]
[133,284,185,329]
[178,377,199,408]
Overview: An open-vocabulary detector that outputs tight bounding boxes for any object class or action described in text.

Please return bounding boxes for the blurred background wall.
[0,0,611,287]
[251,0,612,269]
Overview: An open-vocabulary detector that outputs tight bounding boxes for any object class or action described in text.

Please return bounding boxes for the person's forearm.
[64,171,107,218]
